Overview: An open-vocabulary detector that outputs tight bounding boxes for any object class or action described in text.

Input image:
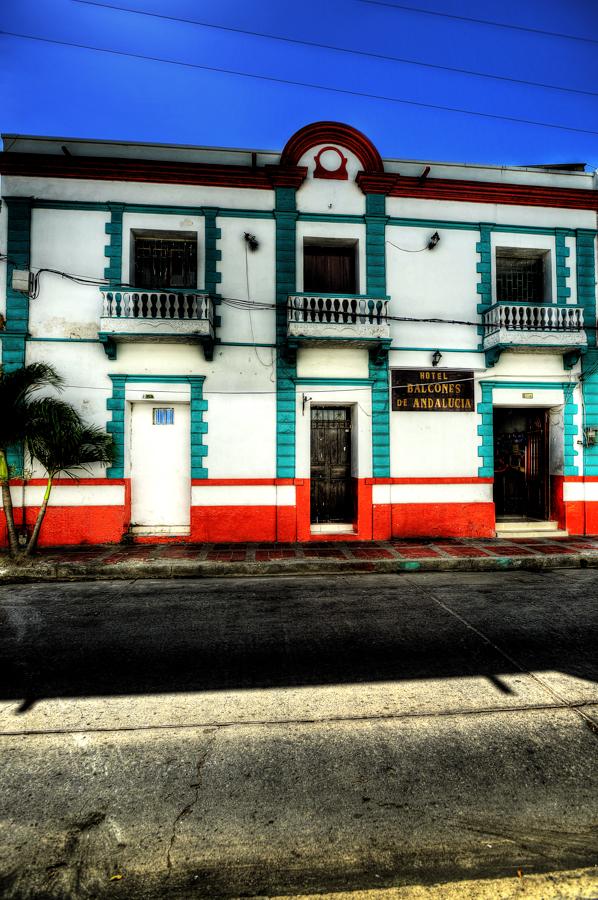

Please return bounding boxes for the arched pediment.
[281,122,384,175]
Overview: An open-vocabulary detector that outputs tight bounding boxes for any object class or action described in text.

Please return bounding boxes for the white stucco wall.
[217,216,276,345]
[296,146,366,216]
[386,226,479,350]
[1,175,274,211]
[29,208,108,338]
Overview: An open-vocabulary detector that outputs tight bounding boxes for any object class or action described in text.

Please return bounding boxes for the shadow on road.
[1,571,597,709]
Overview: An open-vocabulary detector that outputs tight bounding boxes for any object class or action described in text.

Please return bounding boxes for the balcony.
[287,294,390,351]
[99,288,215,359]
[482,302,587,367]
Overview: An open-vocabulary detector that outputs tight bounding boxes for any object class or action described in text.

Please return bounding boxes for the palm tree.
[0,363,63,556]
[25,399,115,555]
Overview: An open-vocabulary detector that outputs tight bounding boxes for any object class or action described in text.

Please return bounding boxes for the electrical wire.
[2,30,598,137]
[243,239,275,372]
[70,0,598,99]
[4,255,598,333]
[358,0,598,46]
[386,239,428,253]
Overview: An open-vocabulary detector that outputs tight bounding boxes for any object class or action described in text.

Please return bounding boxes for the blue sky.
[1,0,598,167]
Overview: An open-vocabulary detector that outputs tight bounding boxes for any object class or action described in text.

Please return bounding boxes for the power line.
[358,0,598,47]
[2,30,598,137]
[71,0,598,100]
[3,256,597,332]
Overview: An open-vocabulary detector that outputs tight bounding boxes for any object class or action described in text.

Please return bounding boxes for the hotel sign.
[391,369,474,412]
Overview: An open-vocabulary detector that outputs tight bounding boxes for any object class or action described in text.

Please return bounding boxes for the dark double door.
[310,407,353,524]
[493,408,549,520]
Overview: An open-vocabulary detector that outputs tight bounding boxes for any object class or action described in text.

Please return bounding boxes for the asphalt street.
[0,570,597,899]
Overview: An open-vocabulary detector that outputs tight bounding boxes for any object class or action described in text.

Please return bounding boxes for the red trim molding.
[0,152,275,190]
[356,172,401,195]
[280,121,384,174]
[265,164,308,189]
[389,176,598,211]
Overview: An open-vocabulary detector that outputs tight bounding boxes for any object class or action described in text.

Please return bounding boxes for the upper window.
[132,231,197,290]
[496,248,550,303]
[303,240,358,294]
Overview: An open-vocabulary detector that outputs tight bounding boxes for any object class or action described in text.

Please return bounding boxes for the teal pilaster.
[3,199,32,475]
[365,193,387,295]
[555,230,571,304]
[576,229,596,348]
[364,193,390,477]
[369,353,390,477]
[563,385,579,476]
[203,207,222,328]
[476,224,493,350]
[104,203,124,285]
[477,383,494,477]
[3,198,32,358]
[106,375,207,480]
[189,379,209,478]
[106,375,126,477]
[275,187,298,478]
[578,232,598,474]
[581,349,598,476]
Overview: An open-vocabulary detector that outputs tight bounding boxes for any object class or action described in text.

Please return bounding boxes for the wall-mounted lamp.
[302,394,312,415]
[244,232,259,252]
[427,231,440,250]
[432,350,442,367]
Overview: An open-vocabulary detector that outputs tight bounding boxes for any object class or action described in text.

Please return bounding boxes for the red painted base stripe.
[391,503,496,539]
[1,506,125,546]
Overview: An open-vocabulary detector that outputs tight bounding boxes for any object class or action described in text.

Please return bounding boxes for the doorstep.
[495,518,568,540]
[310,523,356,535]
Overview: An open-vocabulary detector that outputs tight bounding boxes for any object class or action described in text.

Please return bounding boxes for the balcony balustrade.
[287,294,390,345]
[99,287,215,359]
[482,301,587,367]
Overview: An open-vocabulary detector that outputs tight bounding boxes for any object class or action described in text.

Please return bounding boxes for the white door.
[130,402,191,532]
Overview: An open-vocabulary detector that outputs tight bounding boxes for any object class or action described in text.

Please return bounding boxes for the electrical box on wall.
[11,270,33,293]
[584,428,597,447]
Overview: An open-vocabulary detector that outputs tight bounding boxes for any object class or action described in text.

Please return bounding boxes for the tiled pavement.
[18,535,598,566]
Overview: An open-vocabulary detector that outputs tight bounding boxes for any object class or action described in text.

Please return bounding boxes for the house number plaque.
[391,369,475,411]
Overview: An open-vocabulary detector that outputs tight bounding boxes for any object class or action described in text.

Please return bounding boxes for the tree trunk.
[24,475,53,557]
[0,448,19,557]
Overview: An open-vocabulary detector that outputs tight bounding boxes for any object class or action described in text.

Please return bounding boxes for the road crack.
[166,730,217,872]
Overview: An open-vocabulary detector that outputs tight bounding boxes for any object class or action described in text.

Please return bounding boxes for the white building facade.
[1,121,598,546]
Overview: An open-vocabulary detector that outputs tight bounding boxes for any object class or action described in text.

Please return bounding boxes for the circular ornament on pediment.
[313,146,349,180]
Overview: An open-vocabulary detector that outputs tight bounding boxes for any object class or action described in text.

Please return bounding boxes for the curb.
[1,551,598,584]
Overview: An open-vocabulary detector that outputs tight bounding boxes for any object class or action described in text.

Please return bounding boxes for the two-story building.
[1,121,597,546]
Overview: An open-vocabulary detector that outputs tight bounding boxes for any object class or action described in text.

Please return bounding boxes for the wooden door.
[525,411,549,520]
[304,245,356,294]
[310,407,353,523]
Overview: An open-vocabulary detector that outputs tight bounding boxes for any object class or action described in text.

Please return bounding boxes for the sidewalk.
[3,535,598,583]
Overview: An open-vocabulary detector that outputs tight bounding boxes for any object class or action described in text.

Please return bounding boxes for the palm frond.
[0,363,63,448]
[27,398,115,477]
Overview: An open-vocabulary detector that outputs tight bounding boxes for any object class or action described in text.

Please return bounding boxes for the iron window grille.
[133,232,197,290]
[153,407,175,425]
[496,250,547,303]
